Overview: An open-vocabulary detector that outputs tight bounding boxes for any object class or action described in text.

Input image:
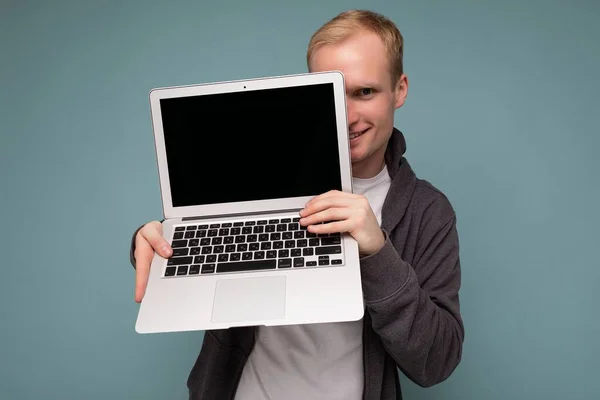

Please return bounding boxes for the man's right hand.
[134,220,173,303]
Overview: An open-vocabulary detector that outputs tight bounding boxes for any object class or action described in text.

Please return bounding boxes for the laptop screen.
[160,83,343,208]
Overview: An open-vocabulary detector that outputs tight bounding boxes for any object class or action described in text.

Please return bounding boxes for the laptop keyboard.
[163,217,345,278]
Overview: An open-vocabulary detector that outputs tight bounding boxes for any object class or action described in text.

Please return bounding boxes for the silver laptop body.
[135,71,364,333]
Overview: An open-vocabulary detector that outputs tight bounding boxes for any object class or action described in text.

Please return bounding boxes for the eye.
[357,88,374,96]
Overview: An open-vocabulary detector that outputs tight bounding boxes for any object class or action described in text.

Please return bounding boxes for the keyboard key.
[288,223,299,230]
[189,265,200,274]
[196,230,207,238]
[186,226,197,230]
[331,259,343,265]
[302,248,314,256]
[237,244,248,252]
[168,256,193,266]
[175,227,185,232]
[201,247,212,254]
[208,229,218,237]
[224,236,234,244]
[225,245,236,253]
[233,222,244,227]
[165,266,177,276]
[273,241,284,249]
[219,228,229,236]
[278,249,289,258]
[213,245,224,254]
[230,253,241,261]
[171,240,188,248]
[297,239,308,247]
[259,234,269,242]
[309,238,320,247]
[173,232,184,240]
[281,218,291,223]
[260,242,271,250]
[247,234,258,242]
[283,232,293,240]
[200,238,211,246]
[185,231,195,239]
[249,243,260,251]
[316,246,342,255]
[284,240,295,248]
[321,237,341,246]
[189,239,199,247]
[231,228,241,235]
[242,252,253,260]
[266,250,277,259]
[201,264,215,274]
[210,223,220,228]
[270,233,281,241]
[292,217,300,222]
[207,255,217,263]
[190,247,200,255]
[293,257,305,267]
[306,261,317,266]
[266,225,276,232]
[198,225,208,229]
[278,258,292,268]
[172,248,189,257]
[291,249,301,257]
[245,221,256,226]
[257,220,268,225]
[253,226,264,234]
[294,231,305,239]
[222,223,232,228]
[218,254,229,262]
[194,255,205,264]
[217,259,277,273]
[242,227,252,234]
[254,251,265,260]
[177,266,188,276]
[268,219,279,224]
[319,259,330,266]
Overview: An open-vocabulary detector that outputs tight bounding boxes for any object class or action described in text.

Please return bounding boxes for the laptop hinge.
[181,208,303,222]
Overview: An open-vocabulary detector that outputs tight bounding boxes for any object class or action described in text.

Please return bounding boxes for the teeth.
[350,129,366,139]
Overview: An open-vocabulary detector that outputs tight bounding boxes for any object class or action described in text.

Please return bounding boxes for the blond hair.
[307,9,404,87]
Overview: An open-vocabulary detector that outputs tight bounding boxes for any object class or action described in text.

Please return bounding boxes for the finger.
[300,207,352,226]
[304,190,352,207]
[140,221,172,258]
[301,195,356,217]
[134,234,154,303]
[308,219,353,234]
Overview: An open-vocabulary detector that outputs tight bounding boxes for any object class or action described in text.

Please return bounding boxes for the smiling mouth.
[350,128,368,140]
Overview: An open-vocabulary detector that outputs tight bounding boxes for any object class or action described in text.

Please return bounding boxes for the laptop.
[135,71,364,334]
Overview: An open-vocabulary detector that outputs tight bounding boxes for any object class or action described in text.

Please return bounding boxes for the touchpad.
[211,276,286,324]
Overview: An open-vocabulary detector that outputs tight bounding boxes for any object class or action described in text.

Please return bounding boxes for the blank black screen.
[160,83,342,207]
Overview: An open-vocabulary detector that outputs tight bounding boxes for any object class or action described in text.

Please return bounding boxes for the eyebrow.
[346,82,382,93]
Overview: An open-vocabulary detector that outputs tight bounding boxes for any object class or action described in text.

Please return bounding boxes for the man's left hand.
[299,190,385,256]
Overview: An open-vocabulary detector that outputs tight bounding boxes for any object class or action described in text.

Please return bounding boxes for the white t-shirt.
[234,166,392,400]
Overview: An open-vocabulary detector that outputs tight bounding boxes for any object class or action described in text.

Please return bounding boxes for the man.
[130,9,464,400]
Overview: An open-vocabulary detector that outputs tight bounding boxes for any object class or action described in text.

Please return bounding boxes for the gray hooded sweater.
[129,128,464,399]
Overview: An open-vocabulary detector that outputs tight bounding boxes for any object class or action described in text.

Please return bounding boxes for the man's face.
[309,30,408,178]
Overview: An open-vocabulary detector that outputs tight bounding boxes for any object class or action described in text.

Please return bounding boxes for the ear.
[394,74,408,109]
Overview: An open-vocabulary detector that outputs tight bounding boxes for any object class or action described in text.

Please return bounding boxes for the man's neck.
[351,149,386,179]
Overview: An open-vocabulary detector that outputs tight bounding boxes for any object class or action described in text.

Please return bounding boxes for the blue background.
[1,0,599,399]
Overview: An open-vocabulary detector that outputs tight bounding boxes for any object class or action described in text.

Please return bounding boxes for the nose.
[346,98,359,128]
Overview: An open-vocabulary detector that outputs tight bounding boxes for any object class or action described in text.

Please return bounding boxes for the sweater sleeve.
[129,224,145,269]
[359,207,464,387]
